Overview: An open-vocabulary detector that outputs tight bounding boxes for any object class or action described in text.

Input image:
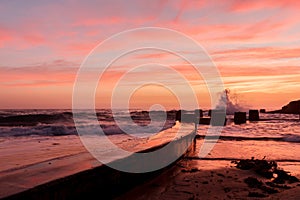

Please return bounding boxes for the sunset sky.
[1,0,300,110]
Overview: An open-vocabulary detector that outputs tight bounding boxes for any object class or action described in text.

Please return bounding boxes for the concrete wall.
[4,129,196,200]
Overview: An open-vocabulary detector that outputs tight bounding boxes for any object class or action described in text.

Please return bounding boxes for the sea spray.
[215,89,246,114]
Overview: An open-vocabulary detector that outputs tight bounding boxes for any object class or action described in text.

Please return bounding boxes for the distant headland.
[269,100,300,114]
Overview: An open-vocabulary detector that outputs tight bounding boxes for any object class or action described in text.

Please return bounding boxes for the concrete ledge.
[3,129,196,200]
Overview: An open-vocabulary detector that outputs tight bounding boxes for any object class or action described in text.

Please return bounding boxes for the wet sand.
[118,154,300,199]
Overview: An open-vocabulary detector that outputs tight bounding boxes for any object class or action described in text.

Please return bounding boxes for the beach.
[118,159,300,199]
[0,110,300,199]
[118,112,300,199]
[118,139,300,200]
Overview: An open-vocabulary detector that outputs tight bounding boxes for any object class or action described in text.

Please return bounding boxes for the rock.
[234,159,255,170]
[245,177,279,194]
[244,177,263,188]
[260,185,279,194]
[265,181,292,189]
[274,169,299,183]
[234,158,299,185]
[281,100,300,114]
[288,175,300,183]
[270,100,300,114]
[234,158,277,178]
[248,192,268,198]
[253,160,276,179]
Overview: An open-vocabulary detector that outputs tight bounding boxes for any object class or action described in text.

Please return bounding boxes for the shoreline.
[118,133,300,199]
[118,157,300,199]
[1,120,299,199]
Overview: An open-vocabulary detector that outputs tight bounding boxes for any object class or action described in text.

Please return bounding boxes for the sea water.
[0,110,299,174]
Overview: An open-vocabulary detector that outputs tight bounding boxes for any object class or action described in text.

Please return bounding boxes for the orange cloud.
[0,60,78,87]
[72,16,124,27]
[1,0,300,109]
[218,65,300,77]
[213,47,300,61]
[134,52,171,59]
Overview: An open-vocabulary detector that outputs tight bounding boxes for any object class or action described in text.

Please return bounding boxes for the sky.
[1,0,300,110]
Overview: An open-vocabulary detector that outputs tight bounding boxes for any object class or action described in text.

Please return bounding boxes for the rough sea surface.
[0,110,299,173]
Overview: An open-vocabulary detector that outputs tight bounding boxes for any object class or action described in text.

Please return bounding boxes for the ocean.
[0,110,299,173]
[0,109,177,137]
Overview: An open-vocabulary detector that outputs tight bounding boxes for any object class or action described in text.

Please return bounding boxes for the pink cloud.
[229,0,300,13]
[23,34,45,45]
[1,0,300,108]
[0,28,13,47]
[0,60,78,87]
[72,16,124,27]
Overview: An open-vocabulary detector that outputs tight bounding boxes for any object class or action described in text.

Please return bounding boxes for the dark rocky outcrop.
[233,158,299,183]
[270,100,300,114]
[234,158,299,197]
[281,100,300,114]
